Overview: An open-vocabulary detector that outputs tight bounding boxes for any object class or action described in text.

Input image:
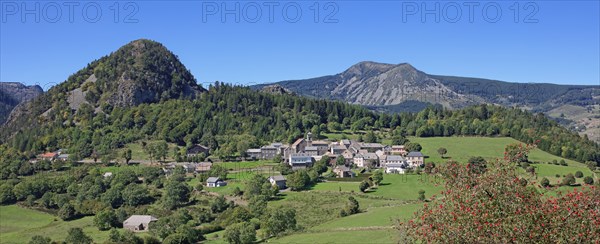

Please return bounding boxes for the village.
[25,132,427,234]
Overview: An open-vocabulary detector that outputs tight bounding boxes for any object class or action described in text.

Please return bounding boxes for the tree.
[437,147,447,158]
[287,170,310,191]
[94,209,119,230]
[211,195,230,213]
[372,170,383,186]
[405,142,422,152]
[224,222,256,244]
[58,203,77,220]
[122,149,132,165]
[336,156,346,166]
[391,136,409,146]
[121,184,151,206]
[359,180,370,193]
[540,177,550,187]
[65,228,92,244]
[261,207,296,238]
[314,156,329,174]
[162,180,191,210]
[29,235,51,244]
[574,171,583,178]
[0,184,16,204]
[583,176,594,185]
[418,190,426,201]
[364,131,377,143]
[248,196,268,217]
[340,196,360,217]
[208,164,228,180]
[243,174,267,199]
[153,141,169,163]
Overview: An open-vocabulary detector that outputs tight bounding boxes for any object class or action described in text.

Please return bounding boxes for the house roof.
[207,177,221,183]
[334,165,351,172]
[246,149,261,153]
[291,138,305,148]
[360,143,384,148]
[386,163,407,168]
[123,215,158,225]
[341,139,350,144]
[391,145,405,149]
[196,162,212,171]
[305,146,318,151]
[387,155,405,161]
[363,153,378,160]
[57,154,69,159]
[312,141,328,146]
[41,152,57,158]
[269,175,286,182]
[407,151,424,157]
[331,145,346,150]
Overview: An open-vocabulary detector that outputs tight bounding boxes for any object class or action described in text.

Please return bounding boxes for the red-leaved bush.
[398,159,600,243]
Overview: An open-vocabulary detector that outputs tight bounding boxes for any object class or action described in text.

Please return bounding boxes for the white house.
[206,177,227,187]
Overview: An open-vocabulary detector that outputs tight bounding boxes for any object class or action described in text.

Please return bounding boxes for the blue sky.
[1,1,599,90]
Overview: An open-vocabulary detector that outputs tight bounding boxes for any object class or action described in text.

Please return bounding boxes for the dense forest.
[2,83,599,167]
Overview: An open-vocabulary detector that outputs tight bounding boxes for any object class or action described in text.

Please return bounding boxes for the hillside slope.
[1,39,205,139]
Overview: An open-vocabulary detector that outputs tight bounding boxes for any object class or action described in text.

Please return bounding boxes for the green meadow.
[0,205,146,243]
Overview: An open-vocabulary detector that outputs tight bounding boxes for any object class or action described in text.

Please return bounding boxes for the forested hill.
[4,82,600,166]
[1,39,204,139]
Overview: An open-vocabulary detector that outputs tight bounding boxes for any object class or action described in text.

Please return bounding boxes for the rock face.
[261,84,294,95]
[0,82,43,125]
[1,39,205,139]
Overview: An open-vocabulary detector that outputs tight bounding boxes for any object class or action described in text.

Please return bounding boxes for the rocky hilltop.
[0,82,43,125]
[1,39,205,139]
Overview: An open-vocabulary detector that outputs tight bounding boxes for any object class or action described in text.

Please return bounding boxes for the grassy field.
[0,205,136,243]
[119,141,179,161]
[214,160,277,171]
[271,229,398,243]
[409,136,584,166]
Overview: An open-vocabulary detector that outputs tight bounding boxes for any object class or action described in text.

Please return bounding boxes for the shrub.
[560,160,567,166]
[540,177,550,187]
[583,176,594,185]
[574,171,583,178]
[555,174,560,178]
[400,159,600,243]
[418,190,426,202]
[561,174,576,186]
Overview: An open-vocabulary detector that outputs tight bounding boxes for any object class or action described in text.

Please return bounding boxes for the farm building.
[123,215,158,232]
[268,175,287,189]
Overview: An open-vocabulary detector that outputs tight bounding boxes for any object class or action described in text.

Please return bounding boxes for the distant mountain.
[253,61,600,141]
[0,82,43,125]
[1,39,205,139]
